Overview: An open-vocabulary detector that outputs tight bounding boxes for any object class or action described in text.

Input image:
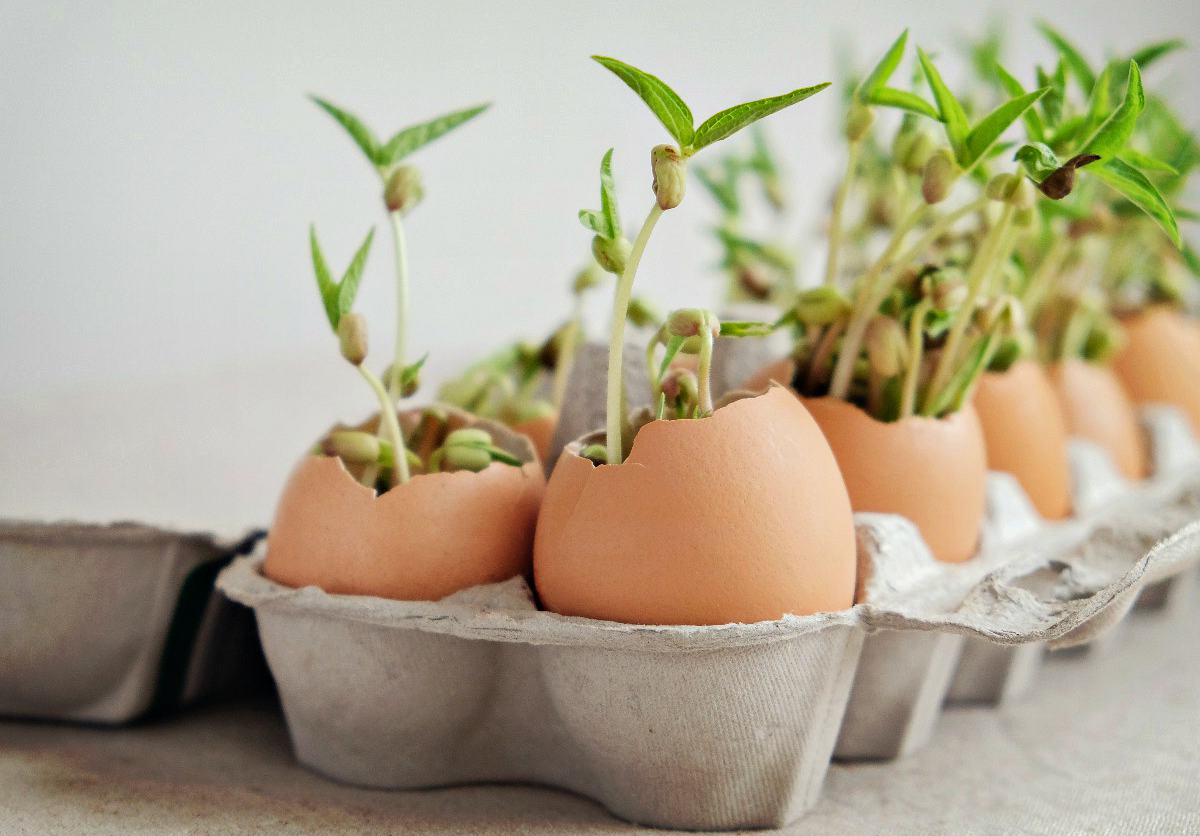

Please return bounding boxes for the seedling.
[586,56,830,463]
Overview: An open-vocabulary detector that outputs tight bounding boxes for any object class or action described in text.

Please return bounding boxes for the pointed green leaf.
[598,148,621,237]
[1182,242,1200,278]
[1083,61,1144,159]
[719,320,774,338]
[692,83,831,151]
[1035,63,1065,127]
[310,96,381,165]
[695,166,740,214]
[865,87,939,120]
[1048,114,1085,148]
[857,30,909,99]
[1122,148,1179,175]
[994,63,1045,141]
[309,226,339,330]
[378,103,490,166]
[963,88,1049,168]
[1036,21,1096,93]
[337,227,376,318]
[578,210,608,236]
[592,56,694,146]
[1090,157,1180,247]
[917,48,970,161]
[1014,142,1062,180]
[400,352,429,388]
[1078,62,1115,142]
[1129,39,1186,70]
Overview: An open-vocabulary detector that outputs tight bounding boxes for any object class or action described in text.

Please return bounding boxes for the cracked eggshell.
[532,386,856,626]
[510,412,556,467]
[264,412,545,601]
[801,397,987,563]
[1050,358,1147,481]
[742,356,796,393]
[972,360,1073,520]
[1112,306,1200,435]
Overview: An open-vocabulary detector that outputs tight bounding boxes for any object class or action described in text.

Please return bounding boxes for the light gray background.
[2,1,1197,531]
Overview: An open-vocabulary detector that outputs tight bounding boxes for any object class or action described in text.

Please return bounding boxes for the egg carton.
[0,521,264,724]
[216,470,1199,831]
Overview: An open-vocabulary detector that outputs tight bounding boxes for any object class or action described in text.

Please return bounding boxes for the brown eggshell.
[972,361,1073,520]
[510,412,556,466]
[264,413,546,601]
[533,386,856,625]
[1112,306,1200,435]
[1049,358,1147,481]
[801,397,987,563]
[742,357,796,393]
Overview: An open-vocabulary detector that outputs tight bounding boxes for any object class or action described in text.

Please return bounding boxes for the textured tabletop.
[1,578,1198,835]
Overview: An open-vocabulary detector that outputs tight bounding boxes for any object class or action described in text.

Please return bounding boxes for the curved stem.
[823,138,862,286]
[697,319,714,417]
[387,210,411,400]
[900,298,932,418]
[1021,233,1070,318]
[892,194,990,268]
[804,319,845,393]
[828,205,927,399]
[606,203,664,464]
[358,364,411,485]
[551,297,583,411]
[922,203,1016,413]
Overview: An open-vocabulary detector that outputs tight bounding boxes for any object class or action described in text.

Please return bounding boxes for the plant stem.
[1021,233,1070,318]
[551,297,583,411]
[697,318,714,416]
[828,206,927,399]
[804,318,845,393]
[922,203,1016,413]
[387,210,411,400]
[823,138,862,286]
[891,195,990,269]
[606,203,664,465]
[900,298,932,418]
[358,365,411,485]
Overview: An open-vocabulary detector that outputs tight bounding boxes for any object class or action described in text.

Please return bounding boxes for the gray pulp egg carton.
[0,521,263,723]
[213,483,1199,831]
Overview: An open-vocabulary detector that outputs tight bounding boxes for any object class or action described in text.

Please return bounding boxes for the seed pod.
[976,295,1026,336]
[445,427,493,447]
[927,276,968,312]
[666,308,718,339]
[338,313,368,366]
[626,296,662,329]
[736,263,773,300]
[921,149,959,205]
[844,101,875,142]
[443,444,492,472]
[651,144,686,210]
[383,165,424,214]
[1038,153,1100,200]
[989,335,1026,372]
[902,132,935,176]
[579,443,608,465]
[1083,317,1123,362]
[793,286,851,326]
[572,262,604,295]
[985,173,1018,202]
[592,234,631,275]
[321,430,382,465]
[865,315,908,377]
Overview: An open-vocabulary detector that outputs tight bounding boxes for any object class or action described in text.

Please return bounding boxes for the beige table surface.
[1,583,1198,836]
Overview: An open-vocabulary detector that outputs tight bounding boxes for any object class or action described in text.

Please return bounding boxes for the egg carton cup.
[0,521,263,724]
[213,479,1195,832]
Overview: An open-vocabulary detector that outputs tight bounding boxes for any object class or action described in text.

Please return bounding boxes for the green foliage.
[310,226,375,331]
[1090,158,1181,247]
[578,149,622,240]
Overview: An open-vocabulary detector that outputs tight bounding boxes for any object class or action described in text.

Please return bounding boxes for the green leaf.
[658,335,686,378]
[1129,39,1186,70]
[1014,142,1062,180]
[1121,147,1178,175]
[399,352,429,389]
[719,320,774,338]
[917,48,970,161]
[578,148,622,239]
[994,63,1045,141]
[1083,61,1144,159]
[865,87,939,120]
[378,103,490,166]
[1090,157,1180,247]
[309,226,339,330]
[1176,206,1200,222]
[310,96,381,165]
[592,56,694,146]
[963,88,1049,168]
[1182,242,1200,278]
[336,228,376,319]
[1035,63,1066,127]
[1078,62,1115,142]
[1047,114,1085,148]
[857,30,909,99]
[1036,21,1096,93]
[692,83,830,151]
[695,166,740,214]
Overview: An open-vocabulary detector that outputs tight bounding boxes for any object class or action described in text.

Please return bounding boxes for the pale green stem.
[358,364,410,485]
[823,139,862,287]
[1021,234,1070,318]
[387,210,411,400]
[697,319,714,417]
[606,203,664,464]
[551,297,584,411]
[891,195,991,269]
[900,298,932,418]
[828,206,927,400]
[804,318,845,393]
[922,203,1016,413]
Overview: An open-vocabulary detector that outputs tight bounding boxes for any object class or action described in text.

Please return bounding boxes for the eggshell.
[972,361,1073,520]
[533,386,856,625]
[742,356,796,393]
[264,412,546,601]
[510,412,556,466]
[1112,306,1200,435]
[801,397,987,563]
[1049,358,1148,481]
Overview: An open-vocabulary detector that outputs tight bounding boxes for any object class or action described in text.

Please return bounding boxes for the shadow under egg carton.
[212,493,1197,831]
[0,522,265,724]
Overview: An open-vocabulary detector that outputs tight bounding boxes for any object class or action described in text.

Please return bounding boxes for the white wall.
[1,0,1196,529]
